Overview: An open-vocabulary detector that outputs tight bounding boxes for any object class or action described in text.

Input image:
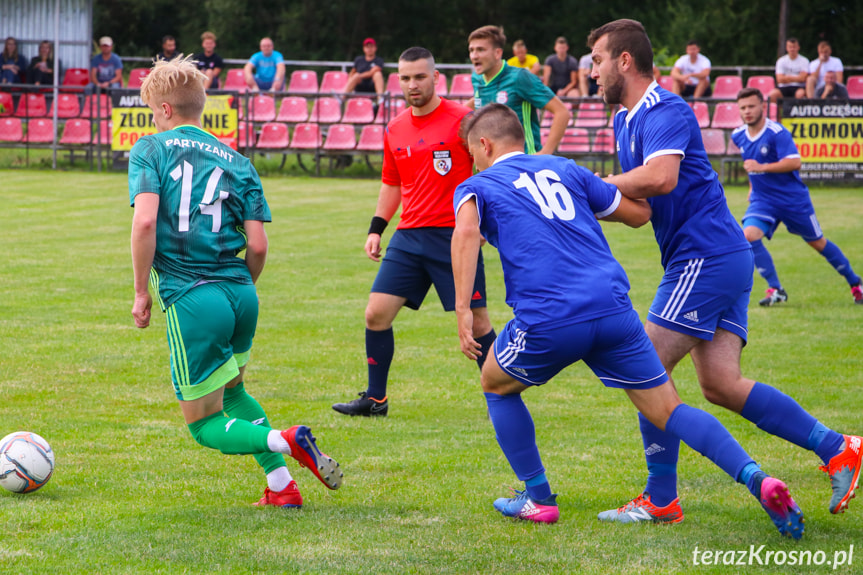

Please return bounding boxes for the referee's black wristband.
[368,216,388,235]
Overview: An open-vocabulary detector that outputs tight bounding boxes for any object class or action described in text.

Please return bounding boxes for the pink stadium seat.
[237,121,256,149]
[556,127,591,153]
[256,122,290,149]
[290,123,322,149]
[356,124,384,151]
[846,76,863,99]
[592,128,616,154]
[711,102,743,129]
[691,101,710,128]
[50,94,81,118]
[320,70,349,93]
[746,75,775,98]
[541,102,572,127]
[309,97,342,123]
[224,69,247,93]
[276,96,309,123]
[726,136,741,156]
[288,70,318,94]
[700,128,726,155]
[323,124,357,150]
[712,75,743,100]
[657,75,674,91]
[59,119,91,144]
[0,92,13,117]
[61,68,89,92]
[374,98,406,123]
[386,72,401,96]
[24,118,54,143]
[94,120,112,145]
[15,93,48,118]
[768,102,778,121]
[239,95,276,122]
[436,73,448,96]
[573,102,608,128]
[80,94,111,118]
[341,98,374,123]
[449,74,474,98]
[0,117,23,141]
[127,68,150,89]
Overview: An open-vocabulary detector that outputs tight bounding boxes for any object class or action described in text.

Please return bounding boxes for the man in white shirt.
[671,40,711,98]
[769,38,808,102]
[806,41,843,98]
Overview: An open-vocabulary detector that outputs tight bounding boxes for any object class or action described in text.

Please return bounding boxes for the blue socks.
[484,392,550,500]
[750,239,782,288]
[638,412,680,507]
[475,329,497,371]
[741,382,845,464]
[365,327,394,400]
[820,240,862,286]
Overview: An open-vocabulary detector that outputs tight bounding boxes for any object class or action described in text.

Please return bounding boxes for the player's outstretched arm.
[131,192,159,329]
[365,183,401,262]
[243,220,268,283]
[742,156,801,174]
[537,97,571,155]
[604,154,681,199]
[452,199,483,360]
[600,195,652,228]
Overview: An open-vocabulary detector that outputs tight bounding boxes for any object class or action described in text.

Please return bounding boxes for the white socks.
[267,466,293,492]
[267,430,291,454]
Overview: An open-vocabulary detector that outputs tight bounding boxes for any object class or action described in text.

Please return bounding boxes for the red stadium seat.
[256,122,290,149]
[711,102,743,129]
[691,101,710,128]
[320,70,349,93]
[276,96,309,123]
[309,97,342,123]
[288,70,318,94]
[386,72,401,96]
[374,98,405,123]
[726,136,741,156]
[94,120,112,145]
[700,128,726,155]
[356,124,384,151]
[239,94,276,122]
[449,74,474,98]
[746,75,775,98]
[0,92,13,117]
[24,118,54,143]
[657,75,674,91]
[15,93,48,118]
[556,127,591,153]
[127,68,150,89]
[768,102,778,121]
[59,119,91,144]
[436,73,448,96]
[61,68,89,92]
[323,124,357,150]
[846,76,863,99]
[0,117,23,141]
[541,102,572,127]
[592,128,616,154]
[237,121,256,149]
[573,102,607,128]
[224,69,247,93]
[50,94,81,118]
[341,97,374,123]
[712,75,742,100]
[290,123,322,149]
[80,94,111,118]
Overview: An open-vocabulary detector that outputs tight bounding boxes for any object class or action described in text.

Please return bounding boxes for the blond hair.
[201,31,217,42]
[140,55,207,119]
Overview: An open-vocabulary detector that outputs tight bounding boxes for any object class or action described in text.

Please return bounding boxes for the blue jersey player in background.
[589,19,861,527]
[732,87,862,306]
[451,103,803,535]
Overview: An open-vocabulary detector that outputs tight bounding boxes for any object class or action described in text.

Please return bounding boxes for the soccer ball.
[0,432,55,493]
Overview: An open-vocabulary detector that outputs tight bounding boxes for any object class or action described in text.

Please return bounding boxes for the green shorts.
[165,281,258,401]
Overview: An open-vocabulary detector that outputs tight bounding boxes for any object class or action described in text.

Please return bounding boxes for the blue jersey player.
[451,103,803,535]
[732,87,862,306]
[589,19,862,527]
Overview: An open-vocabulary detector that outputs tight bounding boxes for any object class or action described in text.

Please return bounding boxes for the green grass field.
[1,170,861,574]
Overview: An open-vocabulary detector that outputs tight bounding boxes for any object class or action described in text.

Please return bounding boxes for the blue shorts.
[494,309,668,389]
[371,228,488,311]
[742,198,823,242]
[648,250,752,342]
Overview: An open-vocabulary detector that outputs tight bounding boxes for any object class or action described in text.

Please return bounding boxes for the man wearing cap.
[344,38,385,98]
[88,36,123,92]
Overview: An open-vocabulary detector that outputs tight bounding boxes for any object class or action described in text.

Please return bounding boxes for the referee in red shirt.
[333,47,496,417]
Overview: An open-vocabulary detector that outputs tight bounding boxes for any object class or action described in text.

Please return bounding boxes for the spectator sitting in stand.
[507,40,542,76]
[88,36,123,93]
[769,38,808,103]
[156,35,179,61]
[1,37,27,84]
[816,71,848,100]
[671,40,712,98]
[578,52,599,97]
[543,37,579,98]
[343,38,385,99]
[28,40,55,86]
[806,41,843,99]
[194,31,224,90]
[244,37,285,93]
